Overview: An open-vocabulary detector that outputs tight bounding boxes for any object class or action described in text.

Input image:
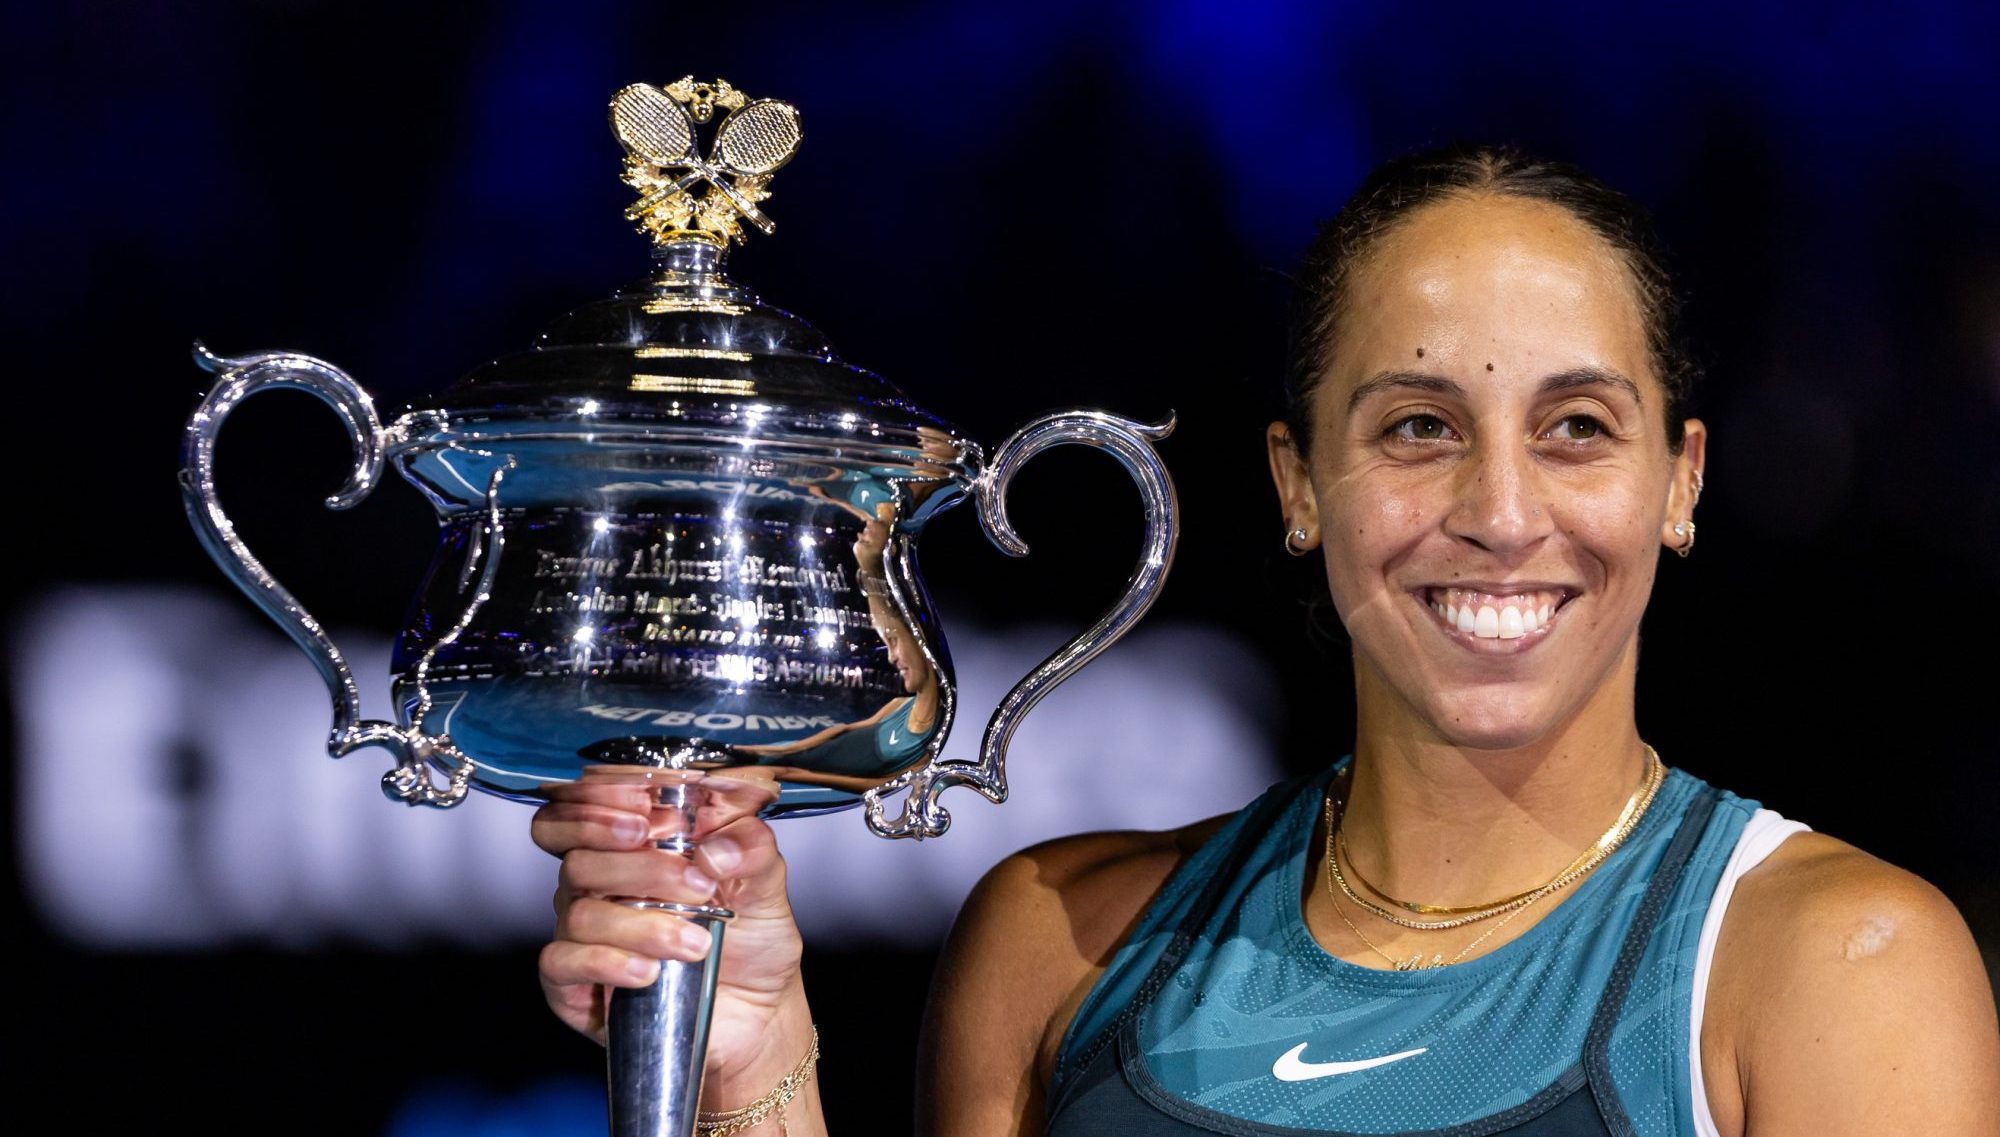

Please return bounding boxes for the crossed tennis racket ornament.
[614,77,803,244]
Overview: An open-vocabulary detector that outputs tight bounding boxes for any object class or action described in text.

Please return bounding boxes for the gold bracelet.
[695,1026,820,1136]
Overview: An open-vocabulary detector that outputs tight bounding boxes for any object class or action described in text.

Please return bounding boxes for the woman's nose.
[1444,438,1554,556]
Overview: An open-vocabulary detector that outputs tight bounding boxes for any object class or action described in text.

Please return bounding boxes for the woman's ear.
[1660,419,1708,552]
[1267,422,1320,552]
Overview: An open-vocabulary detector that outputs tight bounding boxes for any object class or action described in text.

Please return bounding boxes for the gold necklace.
[1324,748,1663,932]
[1336,748,1664,928]
[1328,871,1541,970]
[1336,744,1664,932]
[1338,828,1597,914]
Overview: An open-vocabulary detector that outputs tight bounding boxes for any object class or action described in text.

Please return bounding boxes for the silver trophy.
[180,77,1177,1137]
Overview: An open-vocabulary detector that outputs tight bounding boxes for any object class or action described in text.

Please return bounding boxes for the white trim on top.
[1690,808,1812,1137]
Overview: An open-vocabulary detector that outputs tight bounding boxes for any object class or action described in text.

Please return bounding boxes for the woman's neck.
[1334,656,1654,909]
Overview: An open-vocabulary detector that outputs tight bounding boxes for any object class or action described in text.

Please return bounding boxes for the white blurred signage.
[13,587,1279,949]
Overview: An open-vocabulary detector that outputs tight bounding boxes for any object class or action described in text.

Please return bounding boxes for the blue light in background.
[385,1077,603,1137]
[1120,0,1363,258]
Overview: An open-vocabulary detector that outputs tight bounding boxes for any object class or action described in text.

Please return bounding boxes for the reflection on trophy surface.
[181,75,1177,1137]
[740,498,946,793]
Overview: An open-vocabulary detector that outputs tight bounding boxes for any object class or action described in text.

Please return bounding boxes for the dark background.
[6,1,1997,1131]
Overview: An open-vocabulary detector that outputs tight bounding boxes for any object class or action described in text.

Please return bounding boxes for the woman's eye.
[1551,414,1605,440]
[1389,414,1453,441]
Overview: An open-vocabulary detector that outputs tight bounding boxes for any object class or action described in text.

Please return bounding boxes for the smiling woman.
[1270,175,1700,760]
[529,145,2000,1136]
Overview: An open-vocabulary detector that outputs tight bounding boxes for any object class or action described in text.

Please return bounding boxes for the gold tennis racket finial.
[611,78,802,247]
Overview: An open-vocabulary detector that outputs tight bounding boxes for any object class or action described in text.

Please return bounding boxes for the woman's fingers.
[539,900,715,1041]
[539,815,802,1047]
[556,896,715,967]
[538,959,607,1040]
[532,800,653,857]
[540,937,663,993]
[693,816,790,916]
[560,847,719,906]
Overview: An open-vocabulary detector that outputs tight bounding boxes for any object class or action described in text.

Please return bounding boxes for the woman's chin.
[1415,689,1573,753]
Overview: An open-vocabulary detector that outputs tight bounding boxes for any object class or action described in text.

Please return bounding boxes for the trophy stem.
[608,776,734,1137]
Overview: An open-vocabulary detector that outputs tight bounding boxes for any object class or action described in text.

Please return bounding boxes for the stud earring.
[1673,521,1697,558]
[1284,526,1311,557]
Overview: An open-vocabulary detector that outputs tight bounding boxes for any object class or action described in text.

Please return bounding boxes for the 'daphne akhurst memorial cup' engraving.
[180,77,1180,1137]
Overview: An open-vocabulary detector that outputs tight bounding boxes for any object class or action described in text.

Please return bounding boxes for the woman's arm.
[915,820,1230,1137]
[733,699,901,757]
[1708,833,2000,1135]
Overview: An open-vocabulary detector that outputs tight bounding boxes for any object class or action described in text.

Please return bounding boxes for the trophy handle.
[178,343,471,808]
[864,410,1178,839]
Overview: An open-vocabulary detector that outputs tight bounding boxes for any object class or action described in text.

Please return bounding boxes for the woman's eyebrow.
[1344,366,1646,414]
[1346,371,1463,413]
[1541,366,1644,406]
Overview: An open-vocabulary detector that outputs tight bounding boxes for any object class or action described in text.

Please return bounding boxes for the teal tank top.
[1046,761,1761,1136]
[776,697,935,776]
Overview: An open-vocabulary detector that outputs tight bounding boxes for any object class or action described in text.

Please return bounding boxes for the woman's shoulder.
[1701,829,2000,1133]
[919,810,1241,1125]
[952,810,1237,979]
[1718,829,1979,990]
[952,771,1320,980]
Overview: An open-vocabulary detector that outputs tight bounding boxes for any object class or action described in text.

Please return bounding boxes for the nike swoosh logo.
[1271,1042,1429,1082]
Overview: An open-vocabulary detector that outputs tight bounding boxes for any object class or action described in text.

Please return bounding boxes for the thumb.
[694,815,792,918]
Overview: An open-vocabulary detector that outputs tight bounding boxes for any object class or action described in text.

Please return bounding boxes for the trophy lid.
[404,78,961,460]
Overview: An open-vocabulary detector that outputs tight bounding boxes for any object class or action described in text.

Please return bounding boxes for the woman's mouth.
[1421,586,1573,642]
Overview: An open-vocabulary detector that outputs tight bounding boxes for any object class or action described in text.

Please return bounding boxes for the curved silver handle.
[178,343,470,807]
[864,410,1177,839]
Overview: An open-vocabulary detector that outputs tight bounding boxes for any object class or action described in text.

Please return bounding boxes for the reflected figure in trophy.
[798,425,959,526]
[739,505,942,789]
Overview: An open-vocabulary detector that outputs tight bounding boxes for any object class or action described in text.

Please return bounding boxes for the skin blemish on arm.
[1841,914,1897,960]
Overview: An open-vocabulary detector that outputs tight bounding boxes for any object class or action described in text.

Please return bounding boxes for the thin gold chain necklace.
[1319,748,1666,966]
[1338,827,1598,915]
[1325,747,1663,932]
[1327,868,1539,971]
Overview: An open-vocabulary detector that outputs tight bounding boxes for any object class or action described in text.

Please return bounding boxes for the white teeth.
[1433,589,1564,639]
[1474,606,1500,637]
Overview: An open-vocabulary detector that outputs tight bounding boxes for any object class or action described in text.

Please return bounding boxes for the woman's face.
[1268,193,1705,751]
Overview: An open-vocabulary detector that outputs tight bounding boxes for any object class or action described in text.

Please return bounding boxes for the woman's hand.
[531,789,813,1092]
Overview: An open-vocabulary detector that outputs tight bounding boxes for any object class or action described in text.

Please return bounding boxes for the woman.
[738,508,944,789]
[531,146,2000,1135]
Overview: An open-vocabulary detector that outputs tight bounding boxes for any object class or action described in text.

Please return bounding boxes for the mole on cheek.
[1416,347,1425,359]
[1486,362,1495,371]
